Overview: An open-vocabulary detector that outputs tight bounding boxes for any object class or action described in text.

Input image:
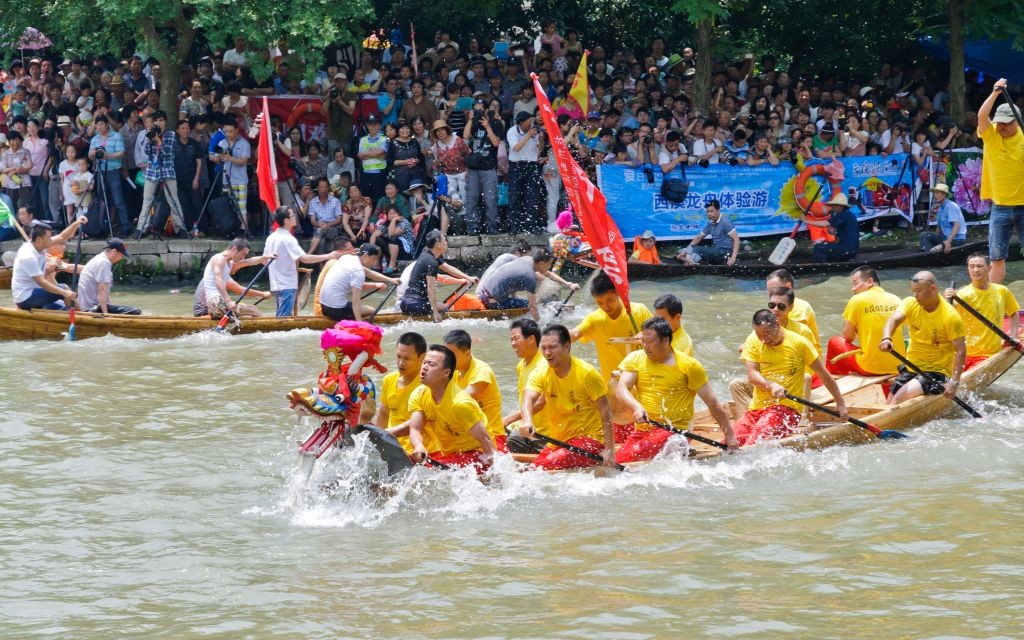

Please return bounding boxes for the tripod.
[192,167,223,239]
[221,163,250,238]
[93,158,115,238]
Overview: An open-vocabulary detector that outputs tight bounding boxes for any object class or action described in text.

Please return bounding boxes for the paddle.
[645,419,729,450]
[553,287,576,318]
[352,424,415,475]
[949,291,1023,353]
[9,211,30,242]
[784,393,909,440]
[442,281,471,313]
[66,221,85,342]
[531,431,624,471]
[368,284,397,322]
[216,257,274,332]
[423,455,452,470]
[769,181,823,265]
[886,349,983,418]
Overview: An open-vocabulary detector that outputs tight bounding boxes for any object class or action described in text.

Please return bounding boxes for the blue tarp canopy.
[918,36,1024,85]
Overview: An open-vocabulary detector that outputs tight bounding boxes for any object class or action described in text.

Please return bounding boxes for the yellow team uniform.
[781,318,819,359]
[898,297,966,376]
[526,356,608,442]
[517,350,549,431]
[843,285,904,374]
[454,356,504,439]
[618,348,707,430]
[574,302,653,380]
[408,383,488,454]
[672,325,695,356]
[789,297,820,352]
[980,127,1024,205]
[955,283,1020,357]
[741,329,819,412]
[312,258,338,316]
[379,371,426,453]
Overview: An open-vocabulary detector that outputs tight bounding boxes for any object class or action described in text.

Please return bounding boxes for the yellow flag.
[568,50,590,116]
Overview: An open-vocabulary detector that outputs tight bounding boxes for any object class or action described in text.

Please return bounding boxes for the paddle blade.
[768,237,796,265]
[67,308,76,342]
[878,429,910,440]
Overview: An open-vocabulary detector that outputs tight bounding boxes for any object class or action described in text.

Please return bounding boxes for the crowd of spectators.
[0,26,1014,244]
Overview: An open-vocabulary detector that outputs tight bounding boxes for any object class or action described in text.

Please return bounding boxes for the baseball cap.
[358,242,380,256]
[587,111,601,120]
[992,103,1021,124]
[640,230,656,240]
[333,73,348,81]
[364,113,380,124]
[106,238,131,257]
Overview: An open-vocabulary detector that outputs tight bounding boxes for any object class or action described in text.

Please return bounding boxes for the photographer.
[692,119,724,166]
[463,98,504,235]
[506,111,543,234]
[882,120,912,155]
[88,115,131,235]
[137,111,189,238]
[209,119,252,229]
[659,130,687,175]
[319,73,356,157]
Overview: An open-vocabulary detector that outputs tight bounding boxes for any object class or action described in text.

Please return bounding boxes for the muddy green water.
[1,264,1023,639]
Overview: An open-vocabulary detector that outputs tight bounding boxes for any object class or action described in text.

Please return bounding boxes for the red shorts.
[825,336,877,376]
[615,427,672,463]
[964,355,988,371]
[613,423,635,444]
[494,434,508,453]
[533,436,604,470]
[427,450,491,473]
[732,405,801,447]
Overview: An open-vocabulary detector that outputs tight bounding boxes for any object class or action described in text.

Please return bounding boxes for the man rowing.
[374,331,427,453]
[318,243,400,322]
[312,237,354,316]
[944,253,1019,369]
[615,318,737,462]
[652,293,694,355]
[398,230,477,321]
[264,206,342,317]
[77,238,140,315]
[766,268,820,352]
[193,238,274,318]
[475,248,579,320]
[570,271,653,381]
[518,324,617,469]
[477,238,531,286]
[502,318,548,453]
[827,266,903,376]
[11,218,88,310]
[443,329,506,450]
[389,344,497,470]
[880,271,966,404]
[734,309,847,446]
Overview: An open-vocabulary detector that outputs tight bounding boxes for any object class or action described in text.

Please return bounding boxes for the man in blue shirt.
[920,183,967,253]
[802,192,860,263]
[89,115,132,236]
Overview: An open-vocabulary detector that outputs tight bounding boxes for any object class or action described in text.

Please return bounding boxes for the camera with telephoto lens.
[146,126,161,140]
[94,146,106,160]
[330,88,340,99]
[288,157,305,178]
[698,158,710,168]
[722,150,738,166]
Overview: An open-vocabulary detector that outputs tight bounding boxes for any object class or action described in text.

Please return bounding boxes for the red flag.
[256,96,279,212]
[531,74,631,311]
[410,22,419,77]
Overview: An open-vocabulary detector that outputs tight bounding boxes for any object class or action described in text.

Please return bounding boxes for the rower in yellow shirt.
[373,331,427,453]
[389,345,497,470]
[615,318,737,462]
[944,252,1020,367]
[827,266,904,376]
[652,293,694,355]
[767,268,820,352]
[443,329,506,451]
[518,324,616,470]
[570,271,653,381]
[880,271,966,404]
[502,318,548,454]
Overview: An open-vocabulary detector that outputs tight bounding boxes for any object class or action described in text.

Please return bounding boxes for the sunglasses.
[767,302,788,310]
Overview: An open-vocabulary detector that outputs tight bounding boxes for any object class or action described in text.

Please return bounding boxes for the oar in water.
[368,285,397,322]
[949,292,1023,353]
[784,393,909,440]
[645,419,729,450]
[553,287,576,318]
[216,257,274,332]
[351,424,415,475]
[66,222,85,342]
[531,431,624,471]
[423,455,452,470]
[885,349,983,418]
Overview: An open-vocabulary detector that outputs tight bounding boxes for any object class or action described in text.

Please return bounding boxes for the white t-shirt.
[319,254,365,308]
[77,252,113,310]
[201,254,232,305]
[263,229,306,291]
[12,242,46,304]
[223,48,248,68]
[692,138,722,164]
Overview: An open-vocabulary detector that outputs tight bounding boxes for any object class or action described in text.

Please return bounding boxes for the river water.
[2,263,1023,638]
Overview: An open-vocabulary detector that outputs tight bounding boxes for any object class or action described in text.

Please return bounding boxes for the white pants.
[138,178,185,232]
[446,171,467,204]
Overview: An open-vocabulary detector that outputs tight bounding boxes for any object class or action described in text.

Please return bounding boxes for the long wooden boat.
[569,240,989,280]
[0,266,11,290]
[0,306,528,341]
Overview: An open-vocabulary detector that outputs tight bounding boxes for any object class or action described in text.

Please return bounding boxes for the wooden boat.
[566,240,989,280]
[0,306,528,341]
[0,266,10,290]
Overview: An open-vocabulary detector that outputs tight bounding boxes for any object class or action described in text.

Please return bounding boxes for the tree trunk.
[947,0,966,123]
[138,11,196,128]
[160,62,183,128]
[693,18,714,117]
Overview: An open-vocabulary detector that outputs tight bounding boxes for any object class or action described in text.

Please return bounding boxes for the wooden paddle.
[646,419,729,450]
[950,292,1023,353]
[553,287,576,318]
[886,349,983,418]
[9,212,30,242]
[368,284,397,322]
[66,222,85,342]
[531,431,624,471]
[768,181,823,265]
[442,282,472,313]
[784,393,909,439]
[216,257,274,332]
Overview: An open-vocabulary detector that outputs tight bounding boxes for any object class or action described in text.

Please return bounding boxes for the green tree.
[7,0,371,125]
[671,0,731,115]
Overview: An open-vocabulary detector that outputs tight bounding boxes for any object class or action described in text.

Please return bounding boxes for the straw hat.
[824,193,851,208]
[930,183,950,195]
[430,119,451,138]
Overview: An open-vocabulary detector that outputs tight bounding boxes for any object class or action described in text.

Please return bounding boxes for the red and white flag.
[256,96,279,212]
[530,74,632,311]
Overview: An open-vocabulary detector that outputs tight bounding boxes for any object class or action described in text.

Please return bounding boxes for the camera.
[288,157,306,178]
[837,116,847,128]
[94,146,106,160]
[643,165,655,184]
[329,88,340,99]
[722,150,738,166]
[698,158,710,168]
[146,126,161,140]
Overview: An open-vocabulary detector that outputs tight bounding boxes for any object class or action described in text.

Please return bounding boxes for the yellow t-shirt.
[454,356,504,438]
[526,356,608,443]
[312,258,338,316]
[408,382,488,454]
[898,297,966,376]
[574,302,653,380]
[672,325,695,356]
[979,126,1024,205]
[619,348,707,430]
[741,328,819,412]
[379,371,425,453]
[516,350,549,431]
[843,285,904,374]
[790,297,820,352]
[955,283,1020,357]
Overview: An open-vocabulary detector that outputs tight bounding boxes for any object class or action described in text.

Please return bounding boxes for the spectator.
[342,183,373,244]
[399,80,439,124]
[747,135,779,166]
[388,120,426,193]
[136,111,188,238]
[23,119,51,220]
[692,119,723,165]
[920,183,966,253]
[210,118,251,229]
[658,130,687,178]
[1,131,33,207]
[301,141,328,183]
[308,176,344,254]
[371,204,415,273]
[172,118,203,234]
[320,72,356,156]
[357,114,388,202]
[326,147,355,190]
[88,114,132,236]
[506,111,542,233]
[431,119,470,208]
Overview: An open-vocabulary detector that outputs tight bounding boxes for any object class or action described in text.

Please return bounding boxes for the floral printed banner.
[933,147,990,224]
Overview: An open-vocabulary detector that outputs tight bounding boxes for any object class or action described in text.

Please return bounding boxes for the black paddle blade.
[878,429,910,440]
[353,425,415,475]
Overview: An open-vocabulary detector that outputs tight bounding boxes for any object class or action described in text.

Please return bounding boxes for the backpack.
[660,163,688,203]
